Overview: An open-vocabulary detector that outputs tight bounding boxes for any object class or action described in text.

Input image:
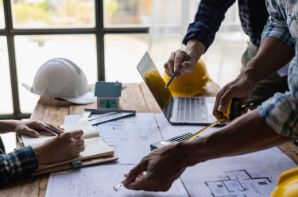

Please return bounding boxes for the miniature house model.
[94,81,122,108]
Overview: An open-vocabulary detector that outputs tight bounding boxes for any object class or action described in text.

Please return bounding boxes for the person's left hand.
[14,120,58,137]
[122,143,190,191]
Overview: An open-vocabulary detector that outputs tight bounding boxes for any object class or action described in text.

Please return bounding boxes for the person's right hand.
[164,50,197,77]
[213,74,254,120]
[164,40,205,77]
[33,130,84,165]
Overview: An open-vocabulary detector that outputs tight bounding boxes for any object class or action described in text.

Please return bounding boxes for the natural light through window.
[0,1,4,29]
[11,0,95,28]
[104,0,152,27]
[15,35,97,113]
[0,37,13,114]
[105,34,148,82]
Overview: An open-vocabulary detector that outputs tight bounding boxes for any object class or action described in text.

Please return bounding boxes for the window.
[0,37,13,114]
[15,34,97,113]
[1,0,152,119]
[104,0,152,27]
[105,34,148,82]
[11,0,95,28]
[0,1,4,29]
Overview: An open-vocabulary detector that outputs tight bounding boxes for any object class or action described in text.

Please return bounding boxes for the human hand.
[164,50,195,77]
[33,130,84,165]
[122,143,189,191]
[164,40,205,77]
[213,74,254,120]
[14,120,60,137]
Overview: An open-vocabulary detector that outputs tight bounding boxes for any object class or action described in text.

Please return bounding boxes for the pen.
[41,123,63,135]
[164,53,192,89]
[164,70,179,89]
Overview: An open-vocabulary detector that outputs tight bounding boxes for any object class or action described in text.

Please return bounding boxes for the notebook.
[19,117,117,175]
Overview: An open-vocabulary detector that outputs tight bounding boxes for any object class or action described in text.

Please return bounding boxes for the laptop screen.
[137,52,173,112]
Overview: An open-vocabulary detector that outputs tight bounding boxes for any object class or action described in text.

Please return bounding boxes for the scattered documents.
[44,112,297,197]
[46,164,189,197]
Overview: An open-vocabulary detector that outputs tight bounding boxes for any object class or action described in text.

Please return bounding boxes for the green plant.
[105,0,119,24]
[13,1,50,24]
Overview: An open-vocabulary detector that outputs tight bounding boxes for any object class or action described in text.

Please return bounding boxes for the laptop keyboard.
[177,97,208,122]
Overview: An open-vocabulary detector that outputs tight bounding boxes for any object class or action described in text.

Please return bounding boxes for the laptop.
[137,52,218,126]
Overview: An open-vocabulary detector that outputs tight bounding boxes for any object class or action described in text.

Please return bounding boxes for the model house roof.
[95,81,122,97]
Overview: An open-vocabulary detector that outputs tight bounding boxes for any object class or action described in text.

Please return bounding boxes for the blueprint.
[95,113,163,164]
[180,147,296,197]
[46,113,297,197]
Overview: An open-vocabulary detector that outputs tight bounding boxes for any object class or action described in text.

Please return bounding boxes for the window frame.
[0,0,149,119]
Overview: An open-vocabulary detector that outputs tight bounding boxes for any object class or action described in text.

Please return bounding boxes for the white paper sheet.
[21,134,54,147]
[45,113,297,197]
[46,164,189,197]
[64,115,99,139]
[180,147,297,197]
[21,114,98,147]
[95,113,163,164]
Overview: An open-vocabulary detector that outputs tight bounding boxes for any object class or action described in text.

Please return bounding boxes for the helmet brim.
[23,83,97,105]
[62,92,97,105]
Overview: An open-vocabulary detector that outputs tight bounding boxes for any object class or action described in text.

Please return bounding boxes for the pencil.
[41,123,62,135]
[164,70,179,89]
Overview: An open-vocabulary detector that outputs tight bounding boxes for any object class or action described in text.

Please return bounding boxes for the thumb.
[123,160,148,186]
[218,90,235,113]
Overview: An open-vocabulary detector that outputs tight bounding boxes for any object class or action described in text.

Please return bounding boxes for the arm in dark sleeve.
[183,0,236,50]
[0,146,38,186]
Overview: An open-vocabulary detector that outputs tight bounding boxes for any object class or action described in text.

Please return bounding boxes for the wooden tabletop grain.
[0,82,297,197]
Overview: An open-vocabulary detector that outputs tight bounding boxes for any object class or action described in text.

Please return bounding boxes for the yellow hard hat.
[271,167,298,197]
[163,60,209,96]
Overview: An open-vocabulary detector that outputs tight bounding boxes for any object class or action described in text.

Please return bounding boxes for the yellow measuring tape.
[186,100,233,141]
[186,118,226,141]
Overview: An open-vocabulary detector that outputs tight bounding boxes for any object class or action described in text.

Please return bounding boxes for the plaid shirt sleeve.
[261,0,295,48]
[0,146,38,186]
[182,0,236,50]
[258,0,298,138]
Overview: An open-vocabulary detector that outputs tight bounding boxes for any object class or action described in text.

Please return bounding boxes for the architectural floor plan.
[205,169,273,197]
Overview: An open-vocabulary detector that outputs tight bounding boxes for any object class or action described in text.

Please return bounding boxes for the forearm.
[0,120,20,133]
[184,110,290,165]
[243,37,294,85]
[185,39,206,60]
[0,147,38,186]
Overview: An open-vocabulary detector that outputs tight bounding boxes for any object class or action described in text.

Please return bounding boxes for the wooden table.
[0,82,298,197]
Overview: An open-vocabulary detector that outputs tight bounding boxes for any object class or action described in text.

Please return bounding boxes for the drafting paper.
[46,164,188,197]
[95,113,163,164]
[180,147,296,197]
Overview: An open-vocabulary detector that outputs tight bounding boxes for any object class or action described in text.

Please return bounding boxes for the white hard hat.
[23,58,96,104]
